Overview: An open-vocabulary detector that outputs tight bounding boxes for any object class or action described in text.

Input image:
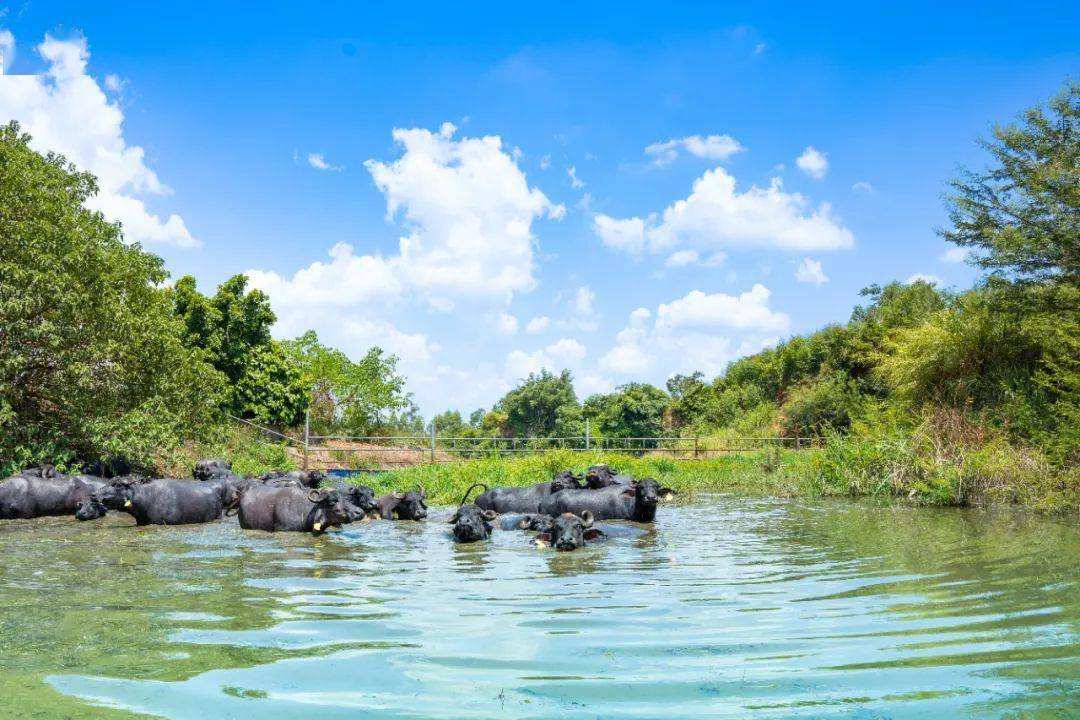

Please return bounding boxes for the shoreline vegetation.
[196,425,1077,512]
[3,85,1077,515]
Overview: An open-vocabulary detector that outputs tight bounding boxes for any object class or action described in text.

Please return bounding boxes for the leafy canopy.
[0,122,224,473]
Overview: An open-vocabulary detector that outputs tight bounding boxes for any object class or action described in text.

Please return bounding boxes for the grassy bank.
[171,423,1076,514]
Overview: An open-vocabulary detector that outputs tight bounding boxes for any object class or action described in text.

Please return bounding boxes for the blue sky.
[1,2,1076,414]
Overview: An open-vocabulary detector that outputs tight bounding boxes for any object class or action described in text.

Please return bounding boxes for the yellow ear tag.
[535,539,550,549]
[123,500,133,508]
[313,522,322,532]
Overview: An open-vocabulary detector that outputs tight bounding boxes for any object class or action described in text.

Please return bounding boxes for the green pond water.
[0,496,1076,719]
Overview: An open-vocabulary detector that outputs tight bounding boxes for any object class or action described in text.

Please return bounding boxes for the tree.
[941,82,1078,285]
[0,122,224,472]
[584,383,669,439]
[281,330,410,435]
[231,342,308,426]
[495,369,581,437]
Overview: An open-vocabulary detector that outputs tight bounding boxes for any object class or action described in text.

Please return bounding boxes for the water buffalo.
[449,483,498,542]
[0,471,106,519]
[533,512,603,551]
[193,458,234,481]
[376,486,428,520]
[237,485,352,534]
[474,472,583,514]
[538,477,675,522]
[584,464,633,489]
[257,469,326,489]
[86,477,236,525]
[324,483,378,521]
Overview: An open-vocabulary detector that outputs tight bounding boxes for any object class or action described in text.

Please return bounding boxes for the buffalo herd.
[0,461,675,552]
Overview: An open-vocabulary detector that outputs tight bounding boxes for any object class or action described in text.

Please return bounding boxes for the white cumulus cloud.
[665,250,699,268]
[567,165,584,189]
[906,273,941,285]
[0,33,198,247]
[645,134,743,166]
[941,246,972,263]
[363,121,565,305]
[796,146,828,179]
[307,152,341,171]
[794,258,829,285]
[506,337,587,380]
[600,285,788,379]
[594,167,853,260]
[1,30,15,72]
[525,316,551,334]
[496,312,519,335]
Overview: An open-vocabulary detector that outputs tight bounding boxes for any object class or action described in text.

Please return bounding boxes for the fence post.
[795,436,802,450]
[694,437,699,459]
[303,408,310,470]
[430,419,436,463]
[585,418,590,451]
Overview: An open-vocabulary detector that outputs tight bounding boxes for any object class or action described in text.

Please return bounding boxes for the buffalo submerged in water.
[538,477,675,522]
[0,467,108,520]
[79,476,239,525]
[237,485,353,534]
[474,471,583,514]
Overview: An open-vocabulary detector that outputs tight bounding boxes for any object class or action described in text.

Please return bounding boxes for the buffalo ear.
[392,491,404,500]
[584,528,603,541]
[448,513,459,524]
[621,486,636,497]
[580,510,594,528]
[307,489,322,503]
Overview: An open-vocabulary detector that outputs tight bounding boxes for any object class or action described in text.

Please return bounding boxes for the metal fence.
[231,415,817,469]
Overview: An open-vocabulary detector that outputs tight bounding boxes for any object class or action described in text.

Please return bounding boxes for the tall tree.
[942,82,1078,285]
[0,122,224,472]
[496,369,581,437]
[172,274,305,424]
[282,330,410,435]
[584,383,669,439]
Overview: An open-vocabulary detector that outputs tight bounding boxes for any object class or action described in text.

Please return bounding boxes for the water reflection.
[0,498,1074,718]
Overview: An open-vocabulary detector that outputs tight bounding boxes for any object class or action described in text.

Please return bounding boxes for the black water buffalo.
[237,485,352,534]
[376,486,428,520]
[533,511,603,551]
[538,477,675,522]
[0,472,106,519]
[325,483,378,521]
[193,458,234,481]
[258,469,326,489]
[474,472,583,514]
[584,464,633,489]
[85,477,236,525]
[449,483,497,542]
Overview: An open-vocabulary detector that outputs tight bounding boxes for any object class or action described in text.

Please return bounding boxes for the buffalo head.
[536,511,602,551]
[449,504,498,543]
[306,488,351,534]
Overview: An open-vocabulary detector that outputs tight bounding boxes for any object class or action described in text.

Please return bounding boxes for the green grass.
[362,449,807,505]
[343,441,1077,513]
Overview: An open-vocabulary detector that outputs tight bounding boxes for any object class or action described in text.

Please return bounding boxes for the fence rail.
[230,414,817,469]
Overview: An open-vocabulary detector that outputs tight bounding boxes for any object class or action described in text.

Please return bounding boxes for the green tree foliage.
[231,342,307,426]
[779,373,864,438]
[942,82,1078,286]
[0,122,225,472]
[281,330,410,435]
[584,383,669,438]
[172,274,305,425]
[496,369,582,437]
